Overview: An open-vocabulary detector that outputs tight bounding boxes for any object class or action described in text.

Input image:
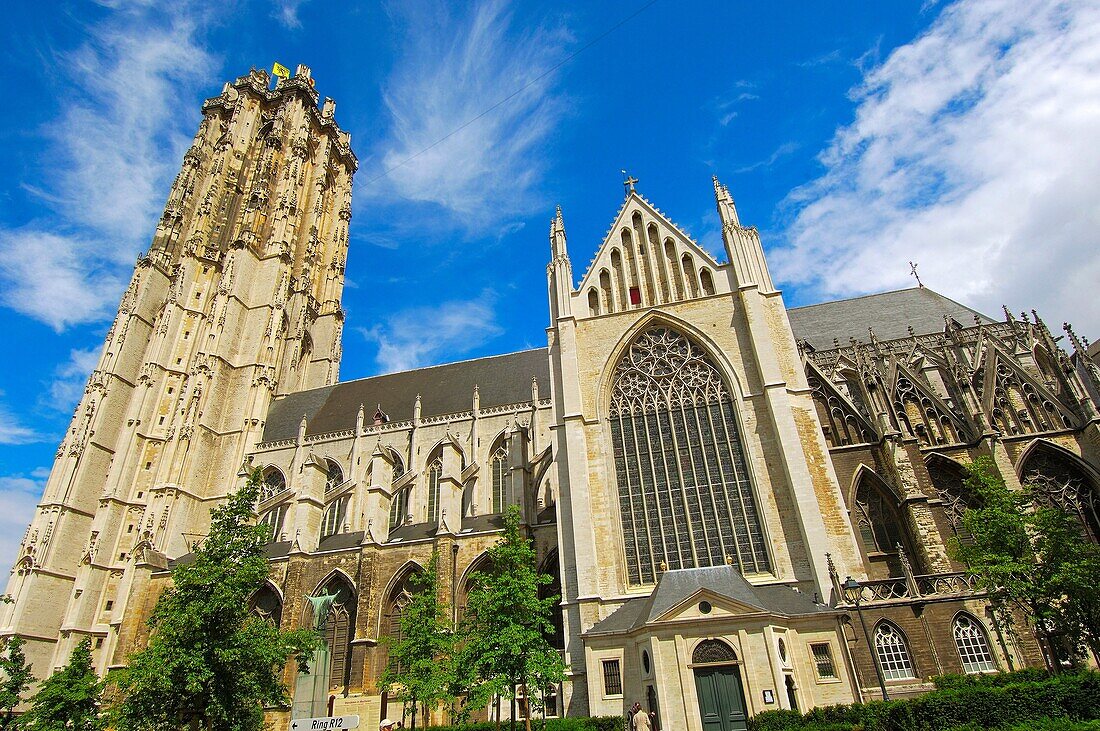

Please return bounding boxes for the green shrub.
[931,667,1053,690]
[745,671,1100,731]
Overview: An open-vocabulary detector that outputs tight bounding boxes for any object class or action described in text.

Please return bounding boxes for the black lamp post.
[843,576,889,701]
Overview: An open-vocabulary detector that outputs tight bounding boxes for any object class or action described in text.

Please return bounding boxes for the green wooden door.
[694,666,748,731]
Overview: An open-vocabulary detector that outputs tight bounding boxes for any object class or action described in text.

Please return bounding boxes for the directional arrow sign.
[290,716,360,731]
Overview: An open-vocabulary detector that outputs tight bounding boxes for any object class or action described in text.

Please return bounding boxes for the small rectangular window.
[95,638,104,649]
[602,658,622,696]
[629,287,641,305]
[104,600,114,611]
[811,643,836,679]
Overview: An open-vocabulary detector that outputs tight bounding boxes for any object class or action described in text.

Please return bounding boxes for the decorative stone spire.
[713,175,739,227]
[297,414,308,444]
[531,375,539,402]
[547,205,573,320]
[472,384,480,414]
[413,393,422,423]
[714,175,773,291]
[355,403,365,432]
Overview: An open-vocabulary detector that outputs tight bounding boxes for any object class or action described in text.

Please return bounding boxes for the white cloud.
[273,0,310,28]
[0,408,40,446]
[49,347,103,411]
[359,291,504,373]
[771,0,1100,339]
[0,4,218,330]
[0,472,46,576]
[370,0,570,230]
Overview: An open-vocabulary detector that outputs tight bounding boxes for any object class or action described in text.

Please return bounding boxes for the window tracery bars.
[853,477,906,555]
[927,461,975,543]
[893,376,959,447]
[389,487,409,529]
[326,461,343,492]
[258,504,287,542]
[609,327,770,585]
[953,615,996,673]
[692,639,738,664]
[260,468,286,501]
[807,374,874,447]
[989,361,1068,435]
[491,445,510,514]
[1022,449,1100,541]
[427,459,442,524]
[321,496,348,538]
[317,579,355,690]
[874,623,915,680]
[249,586,283,626]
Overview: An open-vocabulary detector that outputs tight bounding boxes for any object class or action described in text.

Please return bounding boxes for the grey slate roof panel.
[262,288,988,442]
[586,565,833,636]
[788,287,992,351]
[263,348,551,442]
[316,531,364,553]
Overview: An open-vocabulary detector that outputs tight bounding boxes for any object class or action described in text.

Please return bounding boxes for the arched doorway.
[692,640,747,731]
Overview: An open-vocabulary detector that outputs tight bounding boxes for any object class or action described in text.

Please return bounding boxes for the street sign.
[290,716,360,731]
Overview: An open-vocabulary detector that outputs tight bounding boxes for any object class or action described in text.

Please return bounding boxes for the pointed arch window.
[1021,446,1100,541]
[249,584,283,626]
[609,326,770,585]
[258,504,287,542]
[874,622,915,680]
[927,457,976,544]
[315,575,355,692]
[384,568,421,644]
[321,496,349,538]
[953,614,996,673]
[853,473,907,555]
[325,460,344,493]
[260,467,287,502]
[389,487,410,529]
[491,444,510,514]
[427,458,443,524]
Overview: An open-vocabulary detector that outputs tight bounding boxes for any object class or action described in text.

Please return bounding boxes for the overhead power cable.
[362,0,661,187]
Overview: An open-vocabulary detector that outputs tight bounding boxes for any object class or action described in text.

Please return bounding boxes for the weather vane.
[909,261,923,288]
[621,169,638,196]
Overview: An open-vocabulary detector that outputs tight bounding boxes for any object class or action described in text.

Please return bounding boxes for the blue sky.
[1,0,1099,573]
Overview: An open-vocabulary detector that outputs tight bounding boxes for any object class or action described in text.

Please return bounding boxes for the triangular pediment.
[978,342,1079,433]
[652,587,765,623]
[805,360,878,446]
[574,192,726,317]
[889,360,974,445]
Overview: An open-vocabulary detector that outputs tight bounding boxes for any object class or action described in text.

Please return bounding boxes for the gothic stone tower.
[1,66,357,677]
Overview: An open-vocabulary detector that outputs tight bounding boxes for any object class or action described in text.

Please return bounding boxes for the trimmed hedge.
[748,671,1100,731]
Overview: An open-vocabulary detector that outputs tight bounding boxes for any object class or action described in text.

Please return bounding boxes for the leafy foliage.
[457,507,565,731]
[0,635,34,730]
[746,670,1100,731]
[20,637,104,731]
[380,553,456,729]
[113,469,317,731]
[948,456,1100,666]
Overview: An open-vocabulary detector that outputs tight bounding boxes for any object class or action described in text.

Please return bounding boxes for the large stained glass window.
[609,327,770,585]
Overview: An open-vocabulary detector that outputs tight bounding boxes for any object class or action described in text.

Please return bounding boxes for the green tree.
[113,469,317,731]
[20,637,103,731]
[458,507,564,731]
[380,553,455,730]
[0,635,34,730]
[950,456,1100,667]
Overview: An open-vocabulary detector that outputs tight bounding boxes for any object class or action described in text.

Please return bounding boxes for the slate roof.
[261,288,990,442]
[263,348,551,442]
[587,565,834,636]
[788,287,992,351]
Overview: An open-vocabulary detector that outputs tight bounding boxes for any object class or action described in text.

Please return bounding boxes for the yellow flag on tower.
[272,62,290,79]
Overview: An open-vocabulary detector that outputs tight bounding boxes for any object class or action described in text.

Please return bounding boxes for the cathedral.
[4,67,1100,731]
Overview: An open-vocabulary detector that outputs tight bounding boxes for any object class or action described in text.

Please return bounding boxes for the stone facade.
[4,69,1100,731]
